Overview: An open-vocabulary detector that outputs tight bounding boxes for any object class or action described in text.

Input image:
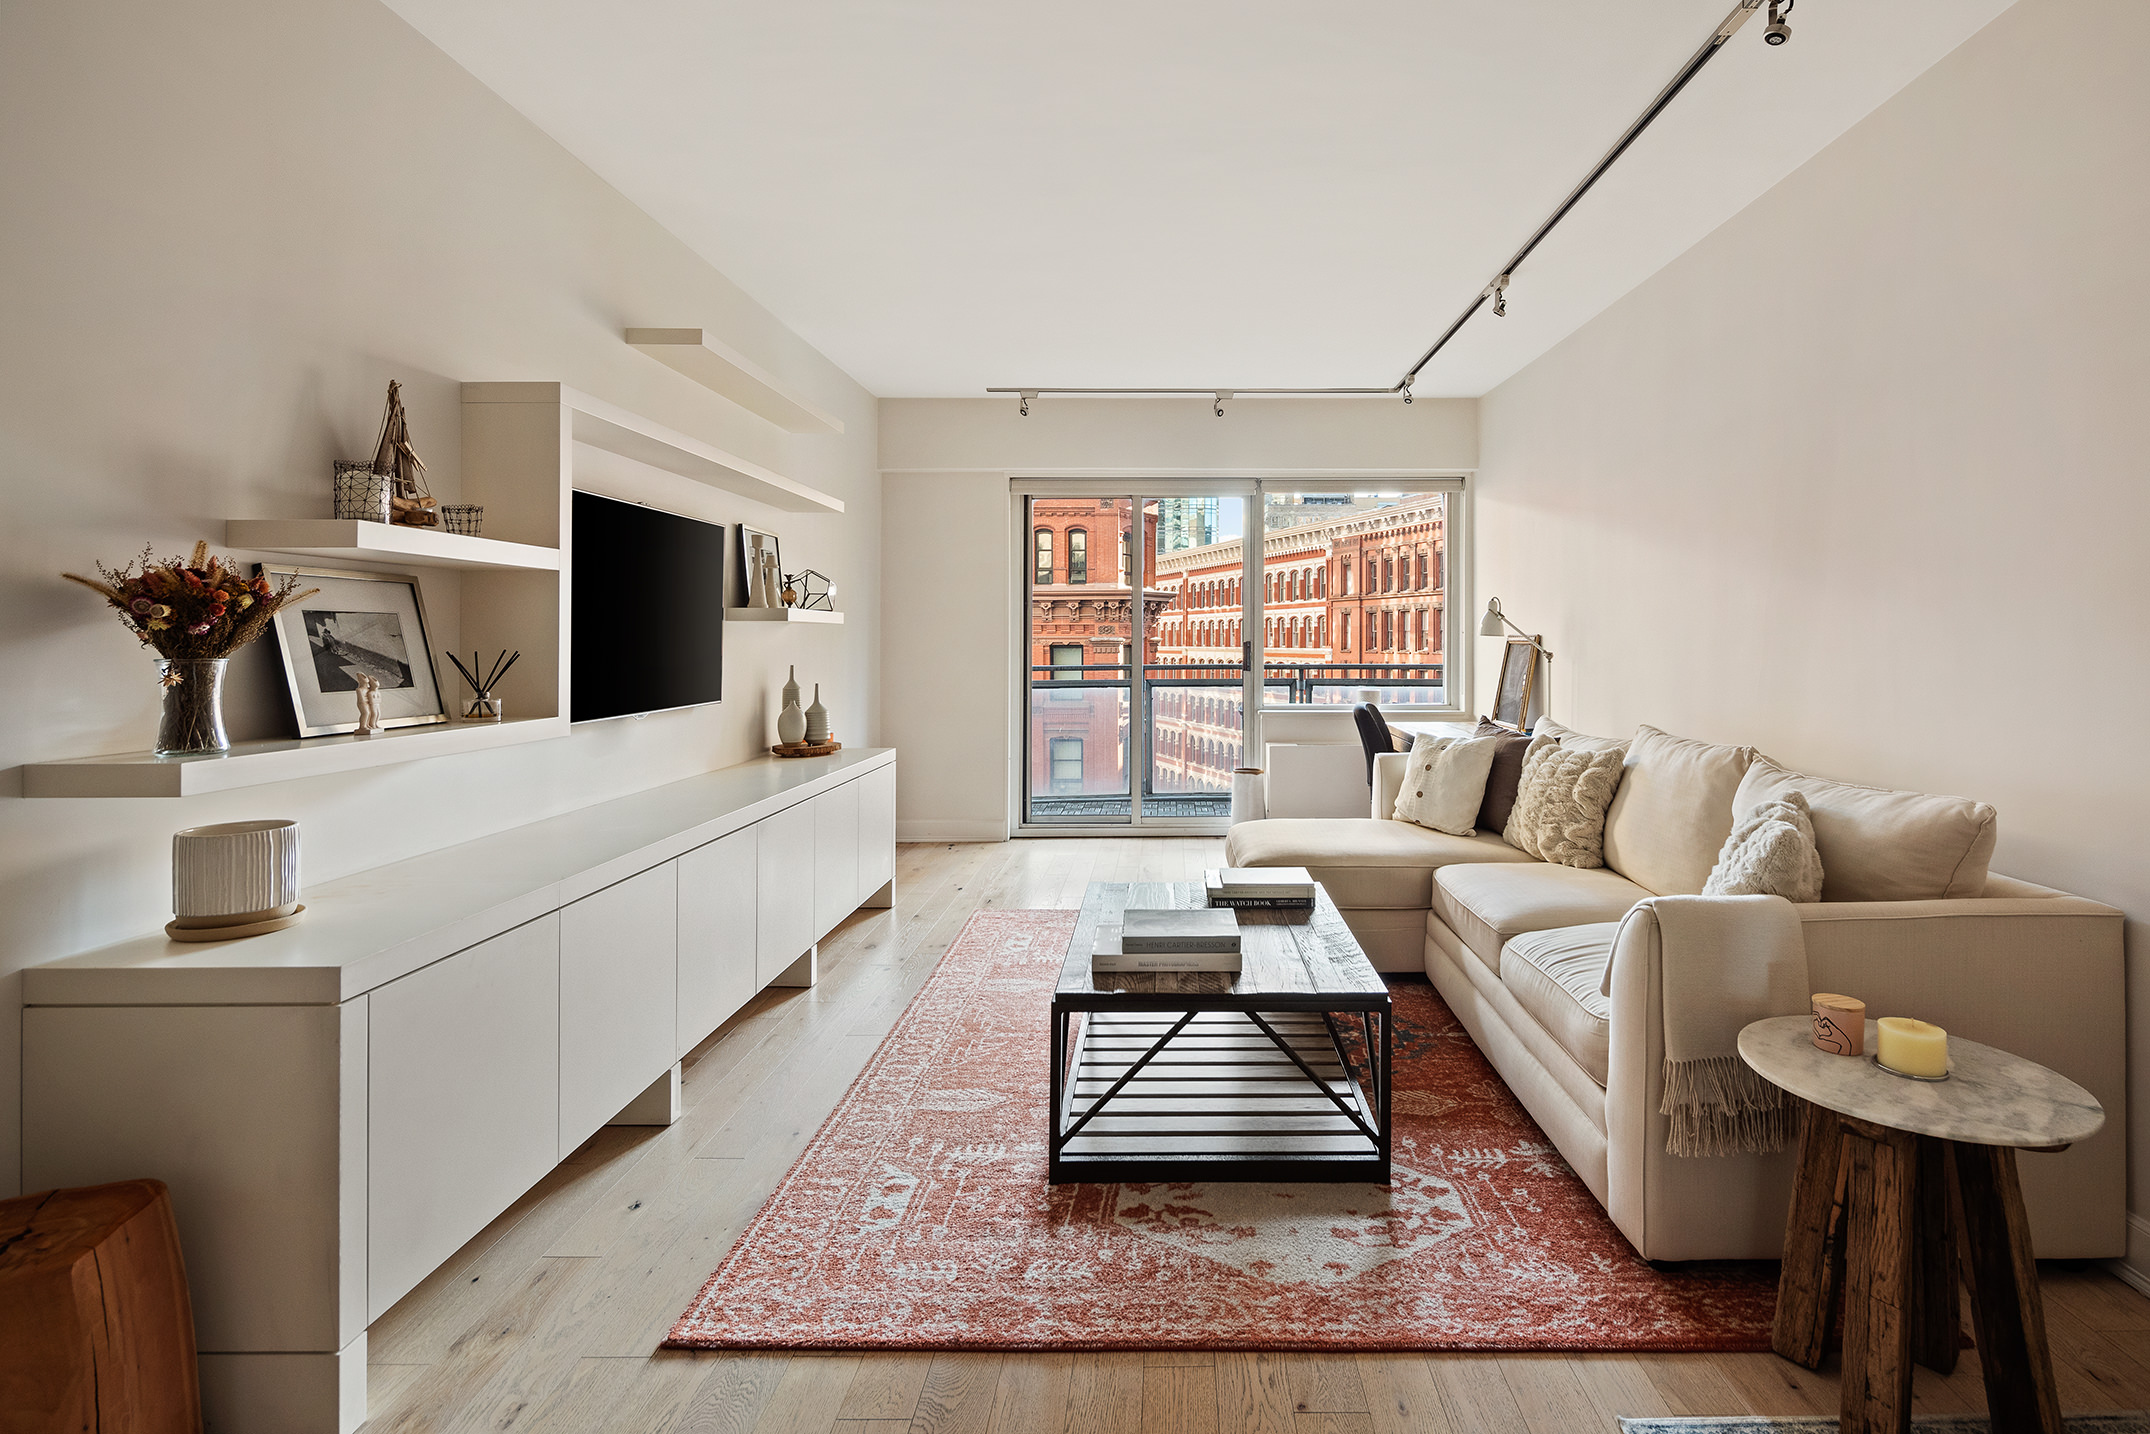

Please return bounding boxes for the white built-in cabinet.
[367,914,559,1323]
[560,863,679,1153]
[677,827,757,1057]
[755,799,817,986]
[20,749,895,1434]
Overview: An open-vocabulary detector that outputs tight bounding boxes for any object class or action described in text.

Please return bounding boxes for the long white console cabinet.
[20,748,896,1434]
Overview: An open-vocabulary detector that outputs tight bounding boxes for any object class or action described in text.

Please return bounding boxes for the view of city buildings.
[1027,493,1446,818]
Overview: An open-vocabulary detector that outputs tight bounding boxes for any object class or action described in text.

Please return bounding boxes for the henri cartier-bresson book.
[1118,907,1241,954]
[1092,925,1243,973]
[1205,867,1316,907]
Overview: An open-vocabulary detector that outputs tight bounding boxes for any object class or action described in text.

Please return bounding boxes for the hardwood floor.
[361,837,2150,1432]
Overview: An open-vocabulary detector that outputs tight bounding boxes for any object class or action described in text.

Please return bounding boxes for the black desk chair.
[1353,703,1395,788]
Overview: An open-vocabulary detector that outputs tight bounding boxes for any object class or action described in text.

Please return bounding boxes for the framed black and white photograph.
[737,525,781,607]
[1491,636,1539,730]
[260,564,448,737]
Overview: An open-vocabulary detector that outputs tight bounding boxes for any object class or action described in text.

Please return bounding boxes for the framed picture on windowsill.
[1491,637,1538,730]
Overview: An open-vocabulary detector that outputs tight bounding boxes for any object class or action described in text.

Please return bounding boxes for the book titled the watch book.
[1091,924,1243,973]
[1205,866,1316,908]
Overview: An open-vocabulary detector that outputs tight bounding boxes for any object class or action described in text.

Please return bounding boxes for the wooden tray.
[771,738,841,758]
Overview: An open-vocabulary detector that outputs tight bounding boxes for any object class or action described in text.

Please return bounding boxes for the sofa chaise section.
[1225,729,2126,1262]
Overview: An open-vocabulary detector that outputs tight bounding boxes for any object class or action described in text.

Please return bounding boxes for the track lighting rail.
[990,0,1782,414]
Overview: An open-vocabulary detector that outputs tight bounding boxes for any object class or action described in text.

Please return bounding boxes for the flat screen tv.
[570,491,724,722]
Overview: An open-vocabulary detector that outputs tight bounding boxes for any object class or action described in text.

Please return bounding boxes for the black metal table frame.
[1048,991,1392,1184]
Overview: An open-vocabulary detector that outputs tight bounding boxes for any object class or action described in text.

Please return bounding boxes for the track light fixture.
[987,0,1791,412]
[1018,389,1036,417]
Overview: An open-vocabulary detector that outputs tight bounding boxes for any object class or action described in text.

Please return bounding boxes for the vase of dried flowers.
[64,542,317,756]
[154,659,232,755]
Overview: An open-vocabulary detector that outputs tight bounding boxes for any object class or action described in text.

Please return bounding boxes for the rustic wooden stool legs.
[1771,1103,2063,1434]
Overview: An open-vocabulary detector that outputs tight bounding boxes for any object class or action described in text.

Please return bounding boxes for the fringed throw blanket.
[1622,894,1809,1157]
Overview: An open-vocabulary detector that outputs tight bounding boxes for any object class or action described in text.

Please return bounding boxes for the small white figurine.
[353,672,382,736]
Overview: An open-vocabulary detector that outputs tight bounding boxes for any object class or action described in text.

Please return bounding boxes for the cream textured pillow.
[1734,755,1998,901]
[1601,725,1756,896]
[1503,738,1626,868]
[1391,733,1500,836]
[1703,791,1825,902]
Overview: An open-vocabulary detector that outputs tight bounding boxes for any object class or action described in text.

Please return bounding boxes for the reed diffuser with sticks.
[444,648,518,722]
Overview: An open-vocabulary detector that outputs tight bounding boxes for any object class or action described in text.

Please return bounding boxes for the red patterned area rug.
[666,909,1778,1352]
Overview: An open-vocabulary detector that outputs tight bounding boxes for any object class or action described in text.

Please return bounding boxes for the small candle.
[1811,993,1865,1056]
[1876,1016,1949,1077]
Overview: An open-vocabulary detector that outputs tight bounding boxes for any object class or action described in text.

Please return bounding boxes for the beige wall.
[879,397,1477,837]
[1476,0,2149,1245]
[0,0,880,1192]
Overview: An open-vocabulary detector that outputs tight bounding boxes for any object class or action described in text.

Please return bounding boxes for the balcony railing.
[1026,660,1445,821]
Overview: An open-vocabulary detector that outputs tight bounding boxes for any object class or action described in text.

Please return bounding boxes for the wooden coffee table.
[1739,1016,2105,1434]
[1049,881,1391,1184]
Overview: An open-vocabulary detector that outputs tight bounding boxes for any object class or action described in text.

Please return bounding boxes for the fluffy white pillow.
[1391,733,1500,836]
[1703,791,1825,903]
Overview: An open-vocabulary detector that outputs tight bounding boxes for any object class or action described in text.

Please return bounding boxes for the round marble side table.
[1738,1016,2103,1434]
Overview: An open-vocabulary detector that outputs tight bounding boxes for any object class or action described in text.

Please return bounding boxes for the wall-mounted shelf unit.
[625,327,845,436]
[225,519,560,572]
[466,383,843,514]
[24,717,568,799]
[38,378,832,797]
[725,608,844,625]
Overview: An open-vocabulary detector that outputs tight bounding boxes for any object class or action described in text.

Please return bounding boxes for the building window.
[1341,611,1352,651]
[1417,552,1429,590]
[1048,737,1083,792]
[1366,558,1377,592]
[1049,643,1084,700]
[1067,528,1088,584]
[1121,534,1132,587]
[1034,528,1053,587]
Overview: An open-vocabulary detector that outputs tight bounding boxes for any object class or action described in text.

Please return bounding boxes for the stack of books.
[1204,866,1317,910]
[1092,908,1242,973]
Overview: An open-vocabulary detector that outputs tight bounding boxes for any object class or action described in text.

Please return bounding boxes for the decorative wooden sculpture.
[372,380,438,528]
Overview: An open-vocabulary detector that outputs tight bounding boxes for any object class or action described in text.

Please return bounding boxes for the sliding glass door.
[1023,492,1261,829]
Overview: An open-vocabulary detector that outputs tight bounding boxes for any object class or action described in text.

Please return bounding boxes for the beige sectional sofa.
[1224,722,2125,1261]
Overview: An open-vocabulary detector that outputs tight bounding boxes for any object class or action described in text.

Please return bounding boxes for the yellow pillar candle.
[1876,1016,1949,1077]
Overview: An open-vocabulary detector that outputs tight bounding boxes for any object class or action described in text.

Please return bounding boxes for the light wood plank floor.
[362,837,2150,1433]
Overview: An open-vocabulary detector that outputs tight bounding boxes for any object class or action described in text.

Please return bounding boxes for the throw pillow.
[1503,738,1626,868]
[1734,754,1998,901]
[1472,718,1534,835]
[1532,716,1633,758]
[1391,733,1500,837]
[1600,724,1756,896]
[1703,791,1825,902]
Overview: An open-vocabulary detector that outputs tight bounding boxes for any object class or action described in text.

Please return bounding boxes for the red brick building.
[1026,494,1446,807]
[1027,499,1169,799]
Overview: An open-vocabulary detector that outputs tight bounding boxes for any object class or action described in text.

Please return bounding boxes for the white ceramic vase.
[1230,768,1266,826]
[804,684,828,744]
[777,665,806,744]
[173,819,301,921]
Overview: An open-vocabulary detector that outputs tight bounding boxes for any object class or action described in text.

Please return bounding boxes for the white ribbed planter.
[173,819,301,920]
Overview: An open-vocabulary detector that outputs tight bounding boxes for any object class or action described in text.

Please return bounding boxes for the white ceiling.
[384,0,2014,397]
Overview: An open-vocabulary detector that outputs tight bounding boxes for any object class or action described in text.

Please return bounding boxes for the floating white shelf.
[225,519,561,572]
[724,607,844,624]
[625,328,844,436]
[465,383,843,514]
[24,717,569,799]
